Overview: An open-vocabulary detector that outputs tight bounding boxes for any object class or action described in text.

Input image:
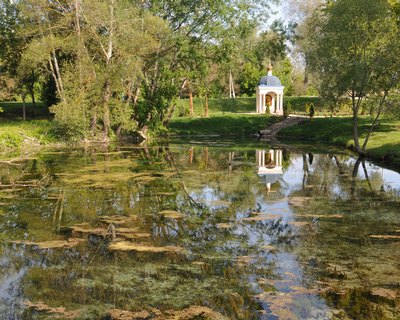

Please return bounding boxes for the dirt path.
[258,116,307,138]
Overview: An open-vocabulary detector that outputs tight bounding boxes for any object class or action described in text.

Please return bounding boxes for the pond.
[0,140,399,320]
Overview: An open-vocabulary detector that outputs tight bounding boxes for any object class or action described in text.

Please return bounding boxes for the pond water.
[0,140,399,320]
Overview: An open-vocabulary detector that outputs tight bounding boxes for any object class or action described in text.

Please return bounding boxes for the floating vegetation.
[288,221,310,227]
[259,245,277,252]
[208,200,232,207]
[25,301,79,318]
[107,309,152,320]
[11,238,85,249]
[108,241,184,253]
[370,288,398,301]
[288,197,311,207]
[106,305,228,320]
[369,234,400,240]
[159,210,184,219]
[1,145,400,319]
[216,222,235,229]
[99,215,138,225]
[295,213,344,219]
[241,213,282,222]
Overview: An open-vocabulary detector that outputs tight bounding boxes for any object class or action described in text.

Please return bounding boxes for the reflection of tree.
[291,156,400,319]
[1,145,294,319]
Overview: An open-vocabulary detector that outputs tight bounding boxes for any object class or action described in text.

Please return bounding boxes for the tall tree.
[306,0,400,155]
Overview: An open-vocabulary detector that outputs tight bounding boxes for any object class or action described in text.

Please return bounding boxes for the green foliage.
[305,0,400,153]
[238,63,262,96]
[0,132,23,149]
[309,103,315,118]
[0,0,291,141]
[305,85,319,96]
[274,58,295,96]
[283,101,292,118]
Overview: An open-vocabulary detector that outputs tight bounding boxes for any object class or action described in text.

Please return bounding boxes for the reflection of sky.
[186,147,400,319]
[362,161,400,190]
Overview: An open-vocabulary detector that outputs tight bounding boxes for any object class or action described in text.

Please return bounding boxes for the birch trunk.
[189,91,194,116]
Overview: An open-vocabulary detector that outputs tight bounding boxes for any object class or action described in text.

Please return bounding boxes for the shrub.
[284,102,292,118]
[309,103,315,118]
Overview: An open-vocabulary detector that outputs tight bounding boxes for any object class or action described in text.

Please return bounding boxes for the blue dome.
[258,75,282,87]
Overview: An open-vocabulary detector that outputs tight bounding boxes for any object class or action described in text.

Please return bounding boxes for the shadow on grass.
[0,101,50,119]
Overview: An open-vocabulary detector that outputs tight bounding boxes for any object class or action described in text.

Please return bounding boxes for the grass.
[173,96,345,118]
[279,117,400,166]
[0,120,57,152]
[173,97,256,117]
[168,96,326,136]
[168,114,279,136]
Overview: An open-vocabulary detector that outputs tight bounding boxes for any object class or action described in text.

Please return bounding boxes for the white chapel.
[256,62,284,115]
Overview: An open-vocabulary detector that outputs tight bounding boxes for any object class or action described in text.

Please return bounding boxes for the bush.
[283,102,292,118]
[305,103,315,118]
[309,103,315,118]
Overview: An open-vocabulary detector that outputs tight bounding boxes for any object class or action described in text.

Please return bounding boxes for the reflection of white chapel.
[256,149,283,192]
[256,62,284,115]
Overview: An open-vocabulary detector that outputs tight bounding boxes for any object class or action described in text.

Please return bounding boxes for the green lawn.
[173,96,338,118]
[0,120,57,151]
[168,114,279,136]
[279,117,400,166]
[173,97,256,117]
[169,96,326,136]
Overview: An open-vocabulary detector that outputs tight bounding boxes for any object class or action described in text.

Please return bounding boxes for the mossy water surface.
[0,141,399,319]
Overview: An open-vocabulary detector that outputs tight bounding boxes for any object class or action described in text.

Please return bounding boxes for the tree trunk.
[229,70,236,99]
[351,157,362,197]
[351,92,364,156]
[100,0,115,137]
[90,111,97,134]
[362,93,387,152]
[102,79,111,136]
[352,113,362,154]
[189,91,194,116]
[28,83,36,118]
[22,93,26,121]
[75,0,83,84]
[204,95,208,118]
[188,147,193,164]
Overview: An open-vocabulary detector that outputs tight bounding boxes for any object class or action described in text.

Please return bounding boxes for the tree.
[284,0,323,91]
[0,0,21,101]
[306,0,400,155]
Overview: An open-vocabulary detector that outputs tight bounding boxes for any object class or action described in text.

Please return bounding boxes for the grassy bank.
[168,114,279,136]
[279,117,400,166]
[0,120,57,152]
[173,96,342,117]
[168,96,324,136]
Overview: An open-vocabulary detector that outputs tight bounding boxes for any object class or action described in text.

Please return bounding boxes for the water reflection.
[0,144,399,319]
[256,149,283,194]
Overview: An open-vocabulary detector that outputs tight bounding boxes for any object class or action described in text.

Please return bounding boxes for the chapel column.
[271,96,275,114]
